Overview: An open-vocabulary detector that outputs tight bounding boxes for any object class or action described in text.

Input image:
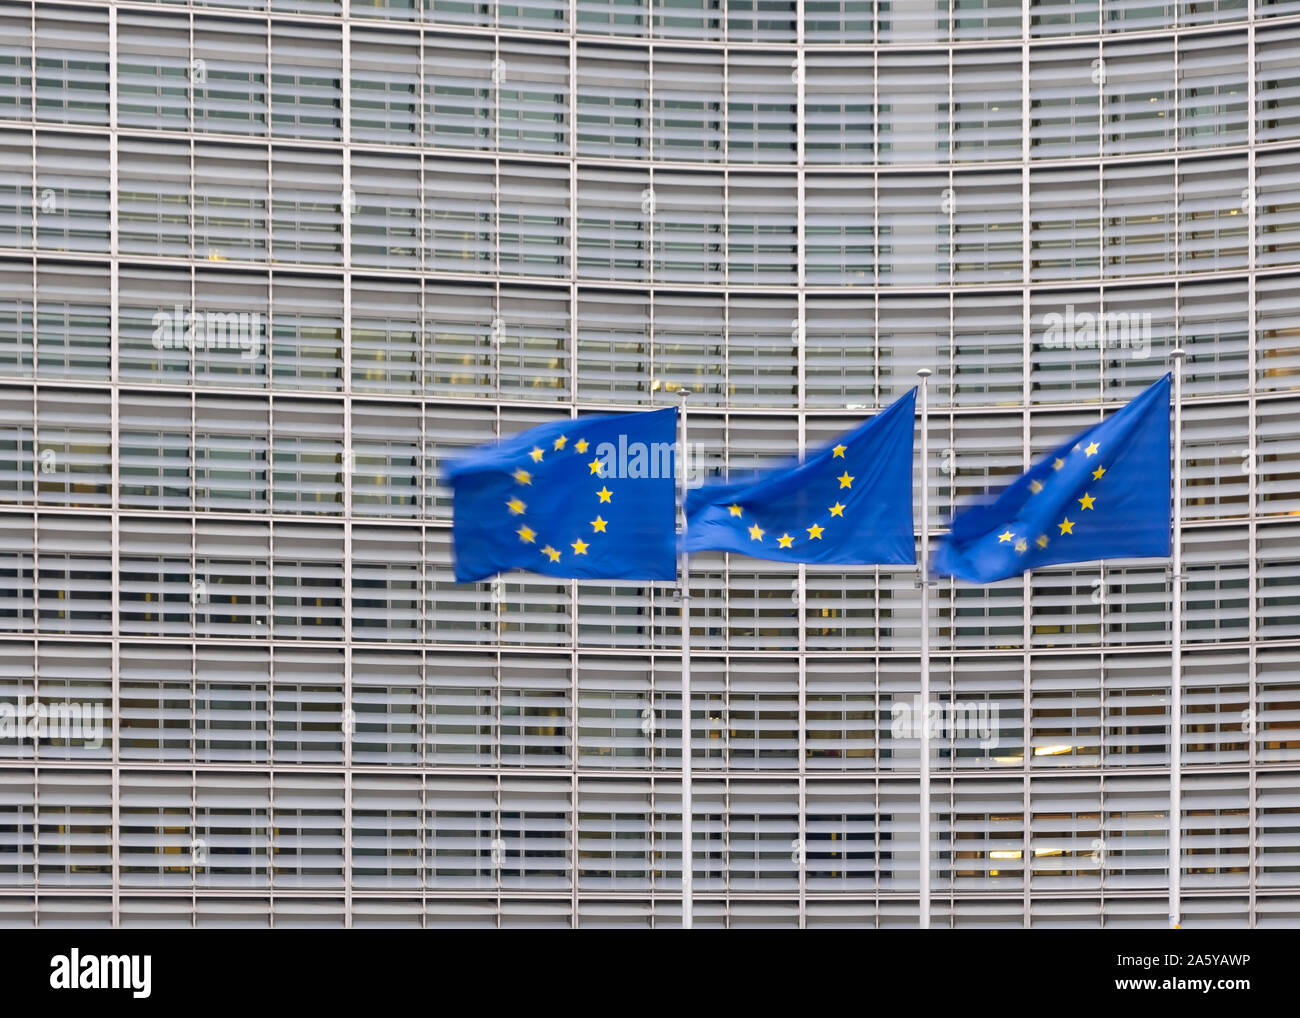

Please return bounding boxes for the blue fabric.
[685,389,917,565]
[932,374,1171,583]
[446,407,678,583]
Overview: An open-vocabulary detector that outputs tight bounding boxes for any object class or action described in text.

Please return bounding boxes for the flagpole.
[916,368,932,930]
[678,387,693,930]
[1170,348,1185,929]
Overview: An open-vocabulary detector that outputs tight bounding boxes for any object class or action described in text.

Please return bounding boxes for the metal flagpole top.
[916,367,933,378]
[1171,348,1187,359]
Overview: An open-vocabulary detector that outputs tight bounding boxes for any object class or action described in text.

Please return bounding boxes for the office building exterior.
[0,0,1298,927]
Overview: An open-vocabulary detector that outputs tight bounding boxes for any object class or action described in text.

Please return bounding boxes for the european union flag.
[932,374,1171,584]
[446,407,678,583]
[685,389,917,565]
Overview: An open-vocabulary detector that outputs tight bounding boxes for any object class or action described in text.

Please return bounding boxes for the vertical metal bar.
[107,1,121,931]
[1021,5,1035,932]
[1246,3,1259,929]
[1170,346,1185,929]
[794,0,808,930]
[567,0,580,930]
[916,367,932,930]
[678,388,692,929]
[340,14,354,932]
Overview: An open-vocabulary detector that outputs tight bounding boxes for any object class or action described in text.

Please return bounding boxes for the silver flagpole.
[678,387,693,929]
[916,368,932,930]
[1170,349,1185,929]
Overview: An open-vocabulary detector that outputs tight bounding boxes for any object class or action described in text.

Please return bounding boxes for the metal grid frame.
[0,0,1296,928]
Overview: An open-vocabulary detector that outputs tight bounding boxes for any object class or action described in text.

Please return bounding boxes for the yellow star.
[597,487,612,503]
[529,446,544,462]
[553,435,567,451]
[571,538,589,555]
[1092,465,1106,481]
[728,504,743,517]
[837,471,854,489]
[517,525,536,543]
[588,458,604,475]
[506,497,526,515]
[1029,479,1044,494]
[832,444,846,458]
[998,530,1014,543]
[590,515,607,533]
[541,545,561,562]
[1014,538,1027,553]
[777,533,794,548]
[1036,534,1049,548]
[1085,442,1099,457]
[1078,492,1096,510]
[829,502,845,517]
[748,524,764,542]
[575,438,589,453]
[1052,458,1064,471]
[513,468,532,485]
[1058,518,1074,535]
[807,523,825,540]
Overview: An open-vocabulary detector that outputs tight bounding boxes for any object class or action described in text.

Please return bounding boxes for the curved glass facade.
[0,0,1298,928]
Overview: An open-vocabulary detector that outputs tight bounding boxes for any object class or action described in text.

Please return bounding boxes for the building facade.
[0,0,1298,927]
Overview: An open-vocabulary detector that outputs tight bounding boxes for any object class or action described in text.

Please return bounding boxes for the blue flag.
[932,374,1171,583]
[446,407,678,583]
[685,389,917,565]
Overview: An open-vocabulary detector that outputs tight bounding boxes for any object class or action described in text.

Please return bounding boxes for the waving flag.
[685,389,917,565]
[932,374,1171,583]
[446,407,678,583]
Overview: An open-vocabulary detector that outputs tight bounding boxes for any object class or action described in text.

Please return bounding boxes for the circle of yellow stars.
[729,442,852,550]
[505,433,613,566]
[996,440,1104,556]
